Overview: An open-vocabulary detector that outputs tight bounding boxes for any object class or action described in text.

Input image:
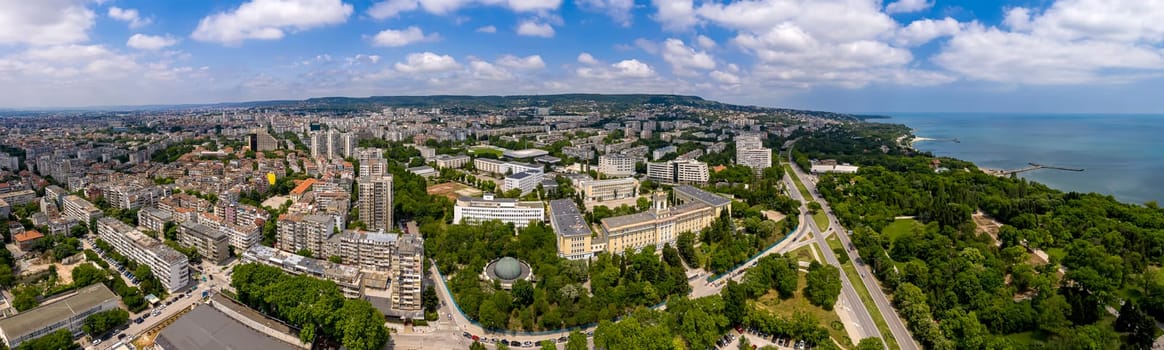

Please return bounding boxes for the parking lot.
[718,327,818,350]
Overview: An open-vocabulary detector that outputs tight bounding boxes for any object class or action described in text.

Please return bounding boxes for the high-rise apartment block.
[358,176,394,231]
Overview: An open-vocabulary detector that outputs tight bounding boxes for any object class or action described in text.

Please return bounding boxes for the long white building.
[453,194,545,228]
[646,159,709,184]
[96,217,189,292]
[598,154,636,177]
[502,171,543,195]
[578,177,639,202]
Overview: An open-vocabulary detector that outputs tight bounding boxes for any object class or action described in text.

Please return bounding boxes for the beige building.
[433,154,470,169]
[179,221,230,264]
[276,213,335,256]
[61,195,103,224]
[358,176,394,231]
[598,187,731,255]
[598,154,636,177]
[392,234,424,310]
[578,177,639,202]
[324,231,397,271]
[549,199,597,260]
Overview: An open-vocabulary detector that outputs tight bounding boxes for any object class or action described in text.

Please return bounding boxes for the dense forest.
[798,123,1164,349]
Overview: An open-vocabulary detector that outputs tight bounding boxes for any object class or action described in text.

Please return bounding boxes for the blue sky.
[2,0,1164,113]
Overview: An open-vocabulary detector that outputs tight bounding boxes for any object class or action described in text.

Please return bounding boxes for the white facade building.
[502,171,543,195]
[453,194,545,227]
[96,217,189,292]
[598,154,636,177]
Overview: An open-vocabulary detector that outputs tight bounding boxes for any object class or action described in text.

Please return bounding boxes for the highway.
[784,149,920,350]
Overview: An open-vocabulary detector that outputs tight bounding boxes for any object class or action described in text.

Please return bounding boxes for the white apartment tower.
[359,176,394,231]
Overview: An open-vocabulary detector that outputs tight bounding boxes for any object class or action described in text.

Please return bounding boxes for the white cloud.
[108,7,150,28]
[497,54,545,70]
[935,0,1164,85]
[651,0,697,31]
[577,52,599,65]
[469,60,514,80]
[710,70,740,85]
[191,0,353,44]
[576,0,635,26]
[885,0,933,14]
[394,52,461,73]
[661,38,715,75]
[476,25,497,33]
[367,0,560,17]
[634,38,659,54]
[895,17,962,47]
[516,20,555,37]
[577,59,655,79]
[695,35,716,49]
[372,26,438,47]
[0,0,95,46]
[127,34,178,50]
[368,0,418,19]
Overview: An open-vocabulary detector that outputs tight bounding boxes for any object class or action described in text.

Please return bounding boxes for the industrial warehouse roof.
[0,284,118,340]
[154,306,297,350]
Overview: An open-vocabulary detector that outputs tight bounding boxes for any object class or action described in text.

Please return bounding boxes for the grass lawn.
[790,245,816,263]
[814,211,831,231]
[785,164,814,200]
[839,260,900,350]
[469,146,504,157]
[881,219,921,243]
[754,273,854,349]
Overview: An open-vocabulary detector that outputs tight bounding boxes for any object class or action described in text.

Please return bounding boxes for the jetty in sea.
[994,162,1085,176]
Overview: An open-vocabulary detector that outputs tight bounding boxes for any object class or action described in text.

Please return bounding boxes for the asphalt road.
[784,150,920,350]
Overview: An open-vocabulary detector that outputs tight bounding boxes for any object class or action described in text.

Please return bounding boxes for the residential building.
[13,230,44,251]
[359,158,389,177]
[0,284,120,349]
[578,177,639,202]
[453,194,545,228]
[392,234,424,311]
[358,176,394,231]
[96,217,189,292]
[598,154,636,177]
[61,195,103,226]
[502,171,542,195]
[735,136,772,173]
[549,199,596,260]
[276,214,335,256]
[652,145,677,160]
[179,221,230,264]
[138,207,172,233]
[325,231,397,271]
[43,185,68,206]
[0,190,35,206]
[248,132,279,151]
[646,159,710,184]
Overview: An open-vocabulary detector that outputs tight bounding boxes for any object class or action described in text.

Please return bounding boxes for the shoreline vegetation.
[792,122,1164,349]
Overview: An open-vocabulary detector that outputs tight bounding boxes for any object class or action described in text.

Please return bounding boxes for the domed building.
[481,256,533,290]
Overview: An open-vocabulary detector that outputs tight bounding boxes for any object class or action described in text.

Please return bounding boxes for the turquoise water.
[881,114,1164,205]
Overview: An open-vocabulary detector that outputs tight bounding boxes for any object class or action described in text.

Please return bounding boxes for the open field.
[882,218,921,243]
[814,211,830,232]
[755,273,855,349]
[426,182,482,200]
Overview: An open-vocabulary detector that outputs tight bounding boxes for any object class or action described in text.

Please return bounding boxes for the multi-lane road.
[784,149,920,350]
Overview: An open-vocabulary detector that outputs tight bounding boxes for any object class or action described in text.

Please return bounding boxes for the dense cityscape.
[0,93,1159,350]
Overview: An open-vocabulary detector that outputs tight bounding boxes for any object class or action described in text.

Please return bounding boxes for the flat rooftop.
[674,185,731,208]
[0,284,118,339]
[154,305,298,350]
[549,199,591,237]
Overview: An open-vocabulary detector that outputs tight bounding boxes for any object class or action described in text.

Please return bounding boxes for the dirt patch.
[973,211,1003,247]
[426,182,482,200]
[21,259,91,286]
[761,210,786,222]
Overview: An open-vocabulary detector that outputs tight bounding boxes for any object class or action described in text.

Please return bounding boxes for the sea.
[878,113,1164,205]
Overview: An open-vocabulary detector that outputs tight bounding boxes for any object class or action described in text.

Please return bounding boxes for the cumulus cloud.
[577,52,599,65]
[127,34,178,50]
[366,0,560,17]
[372,26,438,47]
[476,25,497,33]
[394,52,461,73]
[895,17,962,47]
[710,70,740,85]
[661,38,715,75]
[0,0,95,46]
[576,0,635,26]
[695,35,716,49]
[108,7,150,28]
[651,0,697,31]
[885,0,933,14]
[497,55,545,70]
[469,60,514,80]
[576,59,655,79]
[516,20,555,37]
[367,0,418,19]
[935,0,1164,85]
[191,0,353,44]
